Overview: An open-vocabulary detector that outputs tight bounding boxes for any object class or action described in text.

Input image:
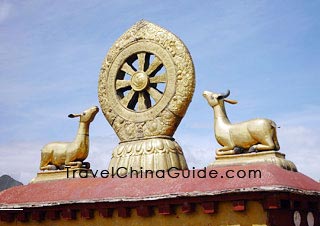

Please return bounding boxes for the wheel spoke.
[146,87,162,102]
[149,72,167,84]
[137,53,146,71]
[137,92,151,111]
[121,62,136,76]
[117,53,167,111]
[120,90,135,107]
[145,56,162,75]
[116,80,131,90]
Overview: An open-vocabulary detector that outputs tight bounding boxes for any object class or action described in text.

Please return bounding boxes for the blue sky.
[0,0,319,184]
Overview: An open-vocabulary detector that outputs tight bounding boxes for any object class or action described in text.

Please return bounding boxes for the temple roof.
[0,163,319,209]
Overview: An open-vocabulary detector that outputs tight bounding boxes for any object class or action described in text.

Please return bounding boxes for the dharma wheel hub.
[131,71,149,92]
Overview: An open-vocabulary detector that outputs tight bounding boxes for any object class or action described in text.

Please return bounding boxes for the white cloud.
[277,116,320,181]
[0,1,11,23]
[0,141,41,184]
[86,135,119,172]
[176,133,215,169]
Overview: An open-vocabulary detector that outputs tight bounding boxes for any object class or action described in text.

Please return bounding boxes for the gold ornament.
[203,90,279,155]
[203,90,297,171]
[98,20,195,174]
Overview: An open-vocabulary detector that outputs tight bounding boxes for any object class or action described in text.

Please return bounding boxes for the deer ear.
[224,98,238,104]
[68,114,81,118]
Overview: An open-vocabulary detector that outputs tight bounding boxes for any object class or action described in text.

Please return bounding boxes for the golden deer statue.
[203,90,280,156]
[40,106,99,170]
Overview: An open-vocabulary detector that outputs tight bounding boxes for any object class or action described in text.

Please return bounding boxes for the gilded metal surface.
[203,90,280,156]
[98,20,195,141]
[210,151,297,171]
[109,138,188,175]
[39,106,99,170]
[98,20,195,173]
[31,168,93,183]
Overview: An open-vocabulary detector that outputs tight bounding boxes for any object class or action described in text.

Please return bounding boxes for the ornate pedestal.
[209,151,297,172]
[30,168,93,183]
[108,138,188,175]
[98,20,195,174]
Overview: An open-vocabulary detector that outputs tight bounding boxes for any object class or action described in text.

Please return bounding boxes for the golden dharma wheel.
[98,20,195,142]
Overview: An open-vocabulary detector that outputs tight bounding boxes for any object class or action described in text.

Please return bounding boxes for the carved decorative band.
[112,138,183,157]
[119,135,174,144]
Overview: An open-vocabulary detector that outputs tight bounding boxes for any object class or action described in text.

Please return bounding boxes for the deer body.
[203,90,279,156]
[40,106,99,170]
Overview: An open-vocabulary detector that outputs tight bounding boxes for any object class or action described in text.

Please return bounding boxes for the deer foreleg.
[65,161,83,168]
[83,162,90,169]
[40,165,57,170]
[216,146,235,156]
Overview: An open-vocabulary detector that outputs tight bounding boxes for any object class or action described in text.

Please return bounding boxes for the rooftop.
[0,163,319,209]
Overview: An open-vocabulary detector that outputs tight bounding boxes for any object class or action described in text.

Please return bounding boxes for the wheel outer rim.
[98,20,195,141]
[106,41,175,121]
